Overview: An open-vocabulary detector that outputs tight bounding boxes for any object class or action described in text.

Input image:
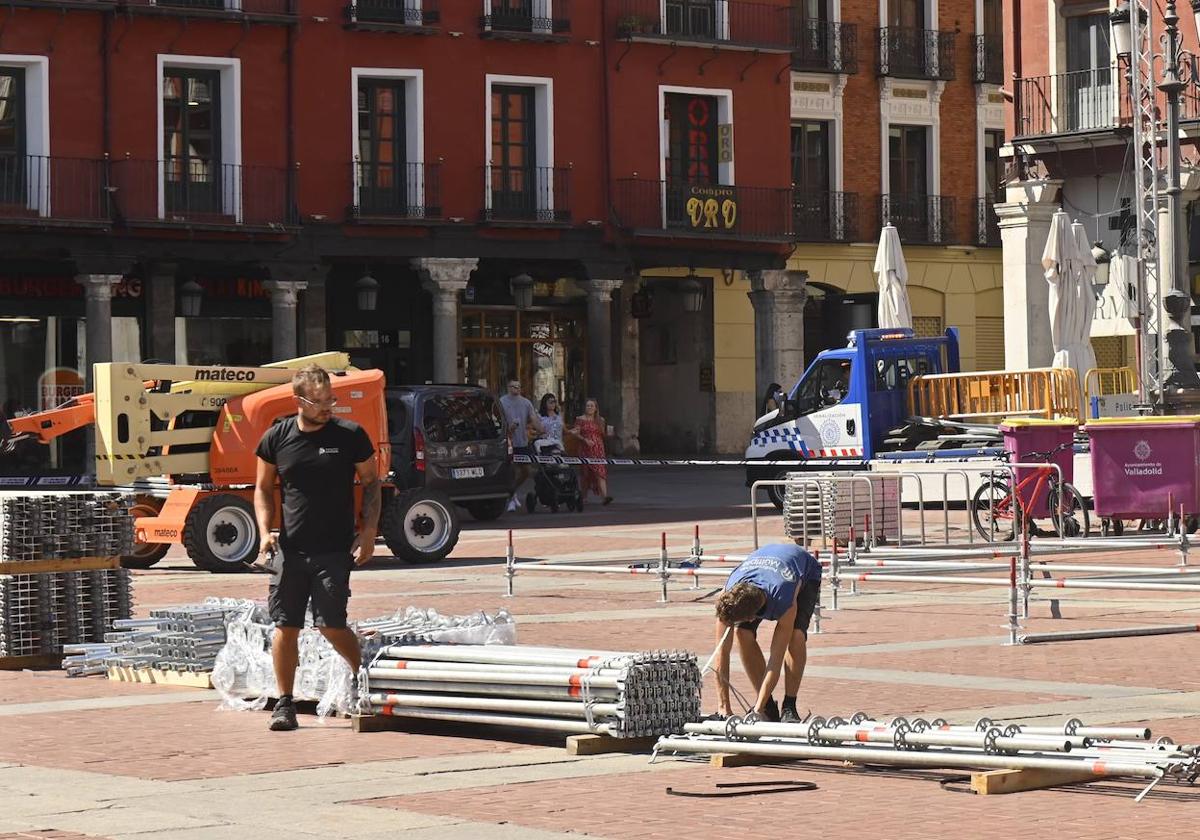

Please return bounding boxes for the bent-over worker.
[712,543,822,723]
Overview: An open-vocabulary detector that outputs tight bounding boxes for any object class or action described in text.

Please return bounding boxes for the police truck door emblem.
[819,419,840,445]
[1134,440,1151,461]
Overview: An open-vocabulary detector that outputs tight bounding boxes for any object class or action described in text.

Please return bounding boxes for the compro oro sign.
[685,184,737,231]
[38,367,85,412]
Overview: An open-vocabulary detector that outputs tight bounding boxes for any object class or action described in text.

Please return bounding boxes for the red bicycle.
[971,442,1089,542]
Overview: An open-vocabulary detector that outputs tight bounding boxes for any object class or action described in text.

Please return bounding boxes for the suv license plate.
[452,467,485,479]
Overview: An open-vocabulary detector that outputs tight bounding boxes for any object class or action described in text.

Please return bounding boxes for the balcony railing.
[109,160,296,228]
[880,193,956,245]
[974,34,1002,84]
[793,190,857,242]
[351,161,441,220]
[482,165,570,224]
[613,178,794,240]
[1014,69,1119,138]
[0,156,109,224]
[615,0,797,52]
[976,196,1000,246]
[792,20,857,74]
[123,0,296,17]
[481,0,570,38]
[346,0,439,28]
[877,27,956,81]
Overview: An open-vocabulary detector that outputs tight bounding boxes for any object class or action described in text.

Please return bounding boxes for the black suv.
[380,385,514,563]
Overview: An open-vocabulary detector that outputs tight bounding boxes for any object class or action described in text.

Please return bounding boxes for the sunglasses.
[298,395,338,408]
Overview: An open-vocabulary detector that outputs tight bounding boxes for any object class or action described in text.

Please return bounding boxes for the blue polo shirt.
[725,544,822,621]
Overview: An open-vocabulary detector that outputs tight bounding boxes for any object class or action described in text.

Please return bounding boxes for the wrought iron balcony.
[615,0,797,53]
[482,165,571,224]
[481,0,570,40]
[976,196,1000,246]
[122,0,296,18]
[792,20,857,74]
[879,193,956,245]
[0,156,110,225]
[346,0,439,31]
[1013,69,1121,138]
[793,190,857,242]
[350,161,442,220]
[877,27,956,81]
[974,34,1002,84]
[613,178,794,240]
[109,159,297,229]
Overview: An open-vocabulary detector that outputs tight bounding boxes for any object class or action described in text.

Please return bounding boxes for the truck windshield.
[795,359,853,414]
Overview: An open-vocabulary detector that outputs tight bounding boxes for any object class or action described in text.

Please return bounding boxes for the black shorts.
[737,579,820,637]
[269,551,353,629]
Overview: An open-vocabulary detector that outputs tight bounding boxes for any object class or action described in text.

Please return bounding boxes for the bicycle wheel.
[972,479,1019,542]
[1048,482,1089,538]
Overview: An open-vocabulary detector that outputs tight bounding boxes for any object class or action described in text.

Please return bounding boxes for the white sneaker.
[507,495,520,512]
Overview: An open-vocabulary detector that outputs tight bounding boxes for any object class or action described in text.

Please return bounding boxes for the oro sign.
[38,367,85,412]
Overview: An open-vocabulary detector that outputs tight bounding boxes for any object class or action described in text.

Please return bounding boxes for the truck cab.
[746,327,959,505]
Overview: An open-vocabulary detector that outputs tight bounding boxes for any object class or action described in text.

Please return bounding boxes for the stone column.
[76,274,120,389]
[301,266,329,356]
[415,258,477,383]
[995,180,1062,369]
[144,262,177,363]
[264,280,307,361]
[615,282,640,455]
[747,269,807,401]
[580,278,622,421]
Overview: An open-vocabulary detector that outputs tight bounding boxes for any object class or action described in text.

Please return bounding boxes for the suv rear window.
[421,393,504,443]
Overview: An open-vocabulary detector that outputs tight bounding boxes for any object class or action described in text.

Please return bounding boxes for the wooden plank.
[970,767,1108,795]
[105,665,212,689]
[351,713,409,734]
[0,556,121,575]
[565,734,659,756]
[710,752,777,768]
[0,653,62,671]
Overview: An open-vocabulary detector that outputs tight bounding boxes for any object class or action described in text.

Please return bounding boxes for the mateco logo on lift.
[194,369,257,382]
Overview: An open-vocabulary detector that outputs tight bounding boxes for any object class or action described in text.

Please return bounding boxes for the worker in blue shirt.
[712,543,822,724]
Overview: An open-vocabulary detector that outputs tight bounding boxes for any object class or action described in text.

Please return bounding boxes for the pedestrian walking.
[499,379,543,511]
[710,543,822,724]
[252,364,381,731]
[569,397,612,505]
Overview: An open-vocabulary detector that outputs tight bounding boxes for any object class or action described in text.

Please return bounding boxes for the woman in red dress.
[570,397,612,505]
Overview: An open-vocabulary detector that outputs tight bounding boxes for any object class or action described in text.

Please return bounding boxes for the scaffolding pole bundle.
[365,644,701,738]
[656,712,1200,799]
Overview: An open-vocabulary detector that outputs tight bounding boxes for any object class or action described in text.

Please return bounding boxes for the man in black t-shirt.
[253,364,381,731]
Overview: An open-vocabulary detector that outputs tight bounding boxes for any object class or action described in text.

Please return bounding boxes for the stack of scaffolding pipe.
[366,644,701,738]
[61,598,258,676]
[656,713,1196,793]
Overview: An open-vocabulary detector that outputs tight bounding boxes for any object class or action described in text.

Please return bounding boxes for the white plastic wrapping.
[212,605,516,719]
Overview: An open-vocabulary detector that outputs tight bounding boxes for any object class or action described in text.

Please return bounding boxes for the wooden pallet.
[708,755,1113,794]
[351,713,659,754]
[106,665,213,689]
[0,653,63,671]
[0,556,121,575]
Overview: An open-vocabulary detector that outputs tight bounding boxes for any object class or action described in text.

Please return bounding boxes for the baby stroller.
[525,438,584,513]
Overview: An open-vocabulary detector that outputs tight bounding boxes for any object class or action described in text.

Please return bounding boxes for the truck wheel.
[382,489,459,564]
[183,494,259,573]
[120,500,170,570]
[767,469,791,511]
[465,498,508,522]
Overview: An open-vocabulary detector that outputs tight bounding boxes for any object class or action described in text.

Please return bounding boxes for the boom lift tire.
[382,488,460,564]
[119,498,170,569]
[184,494,260,573]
